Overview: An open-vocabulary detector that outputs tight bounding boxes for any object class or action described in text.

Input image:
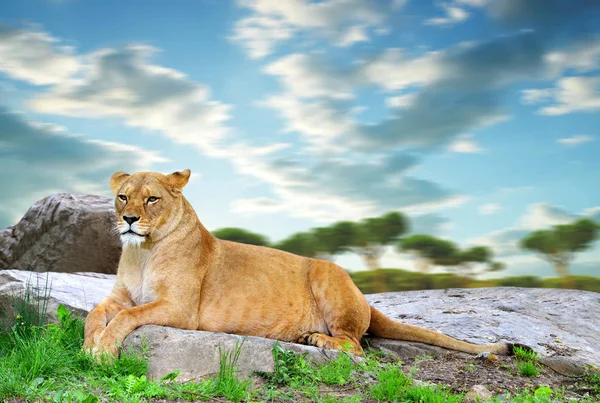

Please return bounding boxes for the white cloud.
[357,48,444,92]
[232,197,285,214]
[29,45,231,154]
[518,202,577,230]
[448,133,484,153]
[539,76,600,115]
[478,203,501,215]
[557,135,594,146]
[337,25,368,47]
[0,108,166,228]
[231,0,389,58]
[455,0,487,6]
[228,16,293,59]
[0,25,80,85]
[229,151,466,222]
[385,93,417,109]
[545,37,600,75]
[520,88,553,105]
[424,3,470,26]
[400,195,470,215]
[263,53,354,100]
[260,94,357,151]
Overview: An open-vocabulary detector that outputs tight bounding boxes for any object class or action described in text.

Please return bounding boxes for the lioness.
[84,169,520,358]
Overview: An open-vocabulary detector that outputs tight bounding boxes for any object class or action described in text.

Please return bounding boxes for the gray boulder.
[124,325,356,381]
[1,269,598,379]
[0,194,121,274]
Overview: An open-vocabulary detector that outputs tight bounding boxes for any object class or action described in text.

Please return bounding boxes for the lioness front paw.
[91,342,119,363]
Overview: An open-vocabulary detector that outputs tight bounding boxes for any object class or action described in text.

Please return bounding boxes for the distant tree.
[273,232,318,258]
[311,222,357,261]
[455,246,493,276]
[212,227,270,246]
[488,261,506,273]
[397,234,459,273]
[519,218,600,279]
[352,212,409,270]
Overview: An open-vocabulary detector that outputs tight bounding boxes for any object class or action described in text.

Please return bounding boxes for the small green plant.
[584,371,600,395]
[0,274,51,338]
[402,385,463,403]
[316,351,356,386]
[207,341,253,402]
[369,364,412,401]
[513,346,539,378]
[517,360,539,377]
[266,342,316,387]
[493,386,568,403]
[514,346,538,362]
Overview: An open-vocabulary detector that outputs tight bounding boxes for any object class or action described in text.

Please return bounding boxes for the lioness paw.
[91,344,119,363]
[297,331,324,347]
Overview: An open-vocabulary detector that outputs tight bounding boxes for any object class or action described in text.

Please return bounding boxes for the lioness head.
[110,169,191,247]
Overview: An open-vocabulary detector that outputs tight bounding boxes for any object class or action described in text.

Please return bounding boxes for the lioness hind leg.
[306,260,371,356]
[297,331,363,355]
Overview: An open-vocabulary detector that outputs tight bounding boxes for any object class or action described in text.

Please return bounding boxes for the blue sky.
[1,0,599,277]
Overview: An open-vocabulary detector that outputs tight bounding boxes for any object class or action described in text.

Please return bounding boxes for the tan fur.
[84,169,516,358]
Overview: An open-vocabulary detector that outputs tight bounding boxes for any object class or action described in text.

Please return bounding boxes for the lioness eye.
[147,196,159,203]
[118,195,127,202]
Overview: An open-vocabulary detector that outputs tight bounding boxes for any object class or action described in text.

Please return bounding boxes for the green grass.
[513,345,540,378]
[513,346,538,363]
[517,360,539,377]
[0,288,252,403]
[369,365,413,401]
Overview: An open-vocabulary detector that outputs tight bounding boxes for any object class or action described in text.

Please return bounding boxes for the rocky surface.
[124,325,358,381]
[365,288,600,376]
[0,269,114,322]
[1,269,598,380]
[0,194,120,274]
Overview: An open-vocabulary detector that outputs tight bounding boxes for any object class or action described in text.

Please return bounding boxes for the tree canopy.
[351,212,410,270]
[397,234,459,272]
[211,227,270,246]
[273,232,318,258]
[519,218,600,277]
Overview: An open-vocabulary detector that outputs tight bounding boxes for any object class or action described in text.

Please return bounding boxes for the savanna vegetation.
[212,213,600,292]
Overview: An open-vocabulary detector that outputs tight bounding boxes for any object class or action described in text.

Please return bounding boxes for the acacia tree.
[211,227,270,246]
[311,222,358,261]
[456,246,493,277]
[519,218,599,278]
[396,234,458,273]
[351,212,409,270]
[273,232,318,258]
[488,261,506,273]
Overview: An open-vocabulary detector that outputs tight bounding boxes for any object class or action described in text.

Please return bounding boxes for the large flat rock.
[1,269,598,378]
[365,288,600,375]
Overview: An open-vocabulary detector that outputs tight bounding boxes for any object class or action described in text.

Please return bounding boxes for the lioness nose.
[123,216,140,225]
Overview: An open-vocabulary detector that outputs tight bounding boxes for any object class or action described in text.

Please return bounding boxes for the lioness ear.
[166,169,191,191]
[110,171,130,195]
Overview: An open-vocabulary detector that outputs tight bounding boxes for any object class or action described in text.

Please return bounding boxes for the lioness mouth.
[122,229,147,237]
